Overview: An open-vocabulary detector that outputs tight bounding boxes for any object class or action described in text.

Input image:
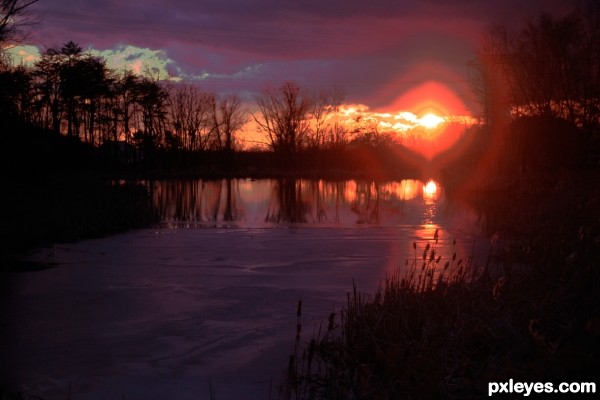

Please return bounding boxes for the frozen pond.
[1,179,490,400]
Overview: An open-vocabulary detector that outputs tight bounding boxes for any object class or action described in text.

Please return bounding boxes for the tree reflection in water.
[265,178,308,223]
[149,178,450,228]
[351,181,381,224]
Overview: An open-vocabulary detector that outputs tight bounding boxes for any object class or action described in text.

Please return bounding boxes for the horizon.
[0,0,584,159]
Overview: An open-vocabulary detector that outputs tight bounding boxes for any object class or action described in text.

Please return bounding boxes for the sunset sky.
[11,1,574,109]
[6,0,578,154]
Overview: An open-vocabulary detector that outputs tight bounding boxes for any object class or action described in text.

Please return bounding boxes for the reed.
[282,217,600,399]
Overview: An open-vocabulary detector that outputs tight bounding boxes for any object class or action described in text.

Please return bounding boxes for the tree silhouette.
[34,48,62,133]
[254,82,311,154]
[212,94,246,152]
[306,86,347,150]
[0,64,32,120]
[166,83,213,151]
[0,0,38,47]
[476,7,600,140]
[134,76,168,154]
[113,71,139,145]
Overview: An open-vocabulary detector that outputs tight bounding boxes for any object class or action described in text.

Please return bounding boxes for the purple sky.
[22,0,577,113]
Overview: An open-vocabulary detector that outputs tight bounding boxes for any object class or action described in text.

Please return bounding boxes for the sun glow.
[368,80,477,159]
[423,180,438,197]
[419,113,445,129]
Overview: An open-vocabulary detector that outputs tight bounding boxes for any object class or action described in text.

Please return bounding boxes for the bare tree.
[307,89,330,150]
[0,0,38,46]
[211,94,246,152]
[166,83,213,151]
[134,76,168,151]
[315,86,348,150]
[476,9,600,135]
[254,82,311,153]
[469,25,513,129]
[576,0,600,135]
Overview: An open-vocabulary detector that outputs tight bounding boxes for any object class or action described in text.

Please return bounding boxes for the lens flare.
[382,81,474,159]
[419,113,445,129]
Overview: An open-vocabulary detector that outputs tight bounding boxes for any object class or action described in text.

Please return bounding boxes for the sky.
[7,0,578,153]
[11,0,577,108]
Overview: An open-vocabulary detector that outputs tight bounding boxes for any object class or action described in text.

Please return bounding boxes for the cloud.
[5,43,184,81]
[5,45,41,66]
[95,45,181,80]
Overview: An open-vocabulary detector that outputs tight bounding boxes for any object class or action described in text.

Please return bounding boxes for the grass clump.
[282,223,600,399]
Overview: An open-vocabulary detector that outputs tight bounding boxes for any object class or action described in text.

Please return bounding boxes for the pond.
[1,178,491,400]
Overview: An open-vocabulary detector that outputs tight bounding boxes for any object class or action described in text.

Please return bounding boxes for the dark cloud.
[27,0,581,109]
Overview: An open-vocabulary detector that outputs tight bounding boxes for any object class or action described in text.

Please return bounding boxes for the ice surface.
[1,225,490,400]
[1,179,492,399]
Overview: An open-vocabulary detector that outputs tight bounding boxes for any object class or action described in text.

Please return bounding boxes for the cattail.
[287,355,295,381]
[307,339,316,369]
[429,249,435,262]
[444,261,450,270]
[436,273,444,289]
[434,228,439,243]
[328,312,336,331]
[413,242,417,250]
[452,252,457,261]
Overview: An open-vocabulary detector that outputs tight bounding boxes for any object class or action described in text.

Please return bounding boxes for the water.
[1,178,489,400]
[150,178,475,228]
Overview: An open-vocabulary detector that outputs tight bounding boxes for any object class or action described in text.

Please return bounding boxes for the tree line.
[1,39,416,176]
[474,1,600,141]
[1,41,248,152]
[1,41,404,152]
[3,0,600,178]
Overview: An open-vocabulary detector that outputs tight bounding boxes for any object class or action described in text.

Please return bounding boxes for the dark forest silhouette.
[1,42,426,178]
[1,1,599,181]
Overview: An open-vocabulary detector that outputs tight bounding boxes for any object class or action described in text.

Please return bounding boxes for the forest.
[1,2,600,178]
[1,39,422,178]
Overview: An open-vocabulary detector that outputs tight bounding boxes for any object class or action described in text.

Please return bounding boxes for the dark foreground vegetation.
[281,168,600,398]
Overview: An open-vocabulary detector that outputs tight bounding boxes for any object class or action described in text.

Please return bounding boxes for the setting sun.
[423,180,438,196]
[419,113,445,129]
